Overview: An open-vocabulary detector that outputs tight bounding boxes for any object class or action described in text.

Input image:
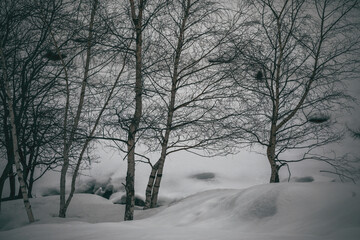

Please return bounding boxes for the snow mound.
[146,183,360,237]
[1,183,359,240]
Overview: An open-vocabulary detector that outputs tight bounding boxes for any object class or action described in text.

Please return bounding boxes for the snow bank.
[148,183,360,236]
[1,183,359,240]
[0,194,125,231]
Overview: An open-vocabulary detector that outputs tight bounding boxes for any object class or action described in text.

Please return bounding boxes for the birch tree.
[49,0,101,218]
[0,47,35,222]
[0,0,63,211]
[84,0,167,220]
[98,0,168,221]
[121,0,146,221]
[141,0,237,208]
[49,0,133,218]
[228,0,360,182]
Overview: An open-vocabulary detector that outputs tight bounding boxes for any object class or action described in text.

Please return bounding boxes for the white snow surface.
[1,182,360,240]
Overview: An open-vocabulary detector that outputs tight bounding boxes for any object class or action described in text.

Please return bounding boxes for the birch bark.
[124,0,144,221]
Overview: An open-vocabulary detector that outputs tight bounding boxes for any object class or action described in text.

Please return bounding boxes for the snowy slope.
[1,182,359,240]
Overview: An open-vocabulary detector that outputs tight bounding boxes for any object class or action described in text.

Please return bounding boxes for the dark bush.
[190,172,216,181]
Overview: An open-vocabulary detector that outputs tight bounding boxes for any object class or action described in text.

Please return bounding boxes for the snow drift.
[1,182,359,240]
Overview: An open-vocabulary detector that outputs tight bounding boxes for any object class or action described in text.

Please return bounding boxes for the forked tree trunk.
[150,158,165,208]
[149,138,170,208]
[144,161,159,209]
[0,48,35,223]
[144,0,191,209]
[143,154,166,209]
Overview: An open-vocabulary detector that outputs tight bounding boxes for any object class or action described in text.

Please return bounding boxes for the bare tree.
[45,0,135,218]
[227,0,360,182]
[97,0,168,221]
[139,0,238,208]
[0,45,35,223]
[121,0,146,221]
[0,0,64,213]
[51,0,99,218]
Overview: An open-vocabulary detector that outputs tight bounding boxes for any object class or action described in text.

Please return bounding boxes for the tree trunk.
[270,161,280,183]
[58,149,69,218]
[20,152,31,198]
[150,159,165,208]
[2,101,16,199]
[18,158,30,198]
[5,134,16,199]
[9,166,16,199]
[27,165,35,198]
[267,150,279,183]
[267,143,279,183]
[124,0,144,221]
[0,162,12,211]
[148,129,172,208]
[267,122,279,183]
[144,161,159,209]
[124,136,136,221]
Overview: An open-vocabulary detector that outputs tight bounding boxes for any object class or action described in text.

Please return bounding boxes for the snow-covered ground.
[1,182,360,240]
[1,146,359,240]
